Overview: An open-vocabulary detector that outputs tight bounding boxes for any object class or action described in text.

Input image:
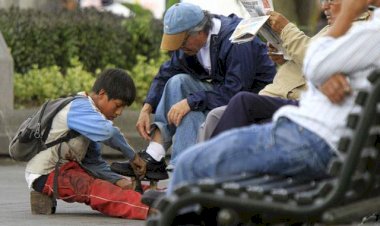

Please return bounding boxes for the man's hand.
[267,11,289,34]
[267,43,286,65]
[136,103,153,141]
[130,154,147,179]
[167,99,191,127]
[115,178,134,190]
[319,73,351,104]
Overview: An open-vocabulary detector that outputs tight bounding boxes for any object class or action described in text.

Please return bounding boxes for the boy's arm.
[67,98,135,160]
[81,142,123,184]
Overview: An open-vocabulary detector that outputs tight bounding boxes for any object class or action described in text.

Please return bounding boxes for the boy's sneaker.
[110,150,169,180]
[30,191,56,214]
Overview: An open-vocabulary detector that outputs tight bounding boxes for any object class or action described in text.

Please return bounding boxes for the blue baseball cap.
[161,3,205,51]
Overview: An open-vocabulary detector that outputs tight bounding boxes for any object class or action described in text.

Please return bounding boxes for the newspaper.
[229,16,270,44]
[229,0,290,59]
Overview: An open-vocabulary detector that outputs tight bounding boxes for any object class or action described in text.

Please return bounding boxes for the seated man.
[165,0,380,195]
[198,0,371,141]
[129,3,276,174]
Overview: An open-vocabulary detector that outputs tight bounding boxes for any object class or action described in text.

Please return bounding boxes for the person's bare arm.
[327,0,368,38]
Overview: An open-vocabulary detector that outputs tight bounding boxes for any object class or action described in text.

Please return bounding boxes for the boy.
[26,68,150,219]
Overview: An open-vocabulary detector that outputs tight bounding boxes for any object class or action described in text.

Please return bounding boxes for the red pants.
[42,161,149,219]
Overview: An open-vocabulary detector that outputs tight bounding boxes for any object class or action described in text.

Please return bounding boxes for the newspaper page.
[239,0,273,16]
[231,0,291,59]
[229,16,270,44]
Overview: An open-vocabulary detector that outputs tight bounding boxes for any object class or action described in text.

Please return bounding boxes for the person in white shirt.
[165,0,380,195]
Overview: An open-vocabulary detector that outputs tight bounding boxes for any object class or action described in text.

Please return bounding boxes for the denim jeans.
[153,74,213,165]
[167,117,336,195]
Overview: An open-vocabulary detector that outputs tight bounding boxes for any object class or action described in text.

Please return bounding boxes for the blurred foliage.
[166,0,180,9]
[14,54,169,109]
[1,4,166,108]
[129,52,169,109]
[0,6,162,74]
[14,58,95,108]
[122,2,154,18]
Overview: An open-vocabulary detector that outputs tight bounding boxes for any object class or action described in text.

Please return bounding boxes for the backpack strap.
[41,96,81,143]
[42,95,85,149]
[44,130,80,149]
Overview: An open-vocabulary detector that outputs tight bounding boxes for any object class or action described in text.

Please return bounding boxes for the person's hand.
[167,99,191,126]
[130,154,147,179]
[136,104,153,141]
[267,43,286,65]
[267,11,289,34]
[319,73,351,104]
[115,178,134,190]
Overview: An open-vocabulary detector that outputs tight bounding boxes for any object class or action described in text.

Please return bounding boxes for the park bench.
[146,70,380,226]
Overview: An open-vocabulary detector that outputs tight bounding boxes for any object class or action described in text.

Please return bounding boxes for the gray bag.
[9,96,80,161]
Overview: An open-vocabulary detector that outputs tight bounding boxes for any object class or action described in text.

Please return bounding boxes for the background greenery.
[1,1,320,109]
[0,4,168,109]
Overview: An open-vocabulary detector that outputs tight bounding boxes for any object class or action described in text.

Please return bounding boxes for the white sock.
[146,141,165,161]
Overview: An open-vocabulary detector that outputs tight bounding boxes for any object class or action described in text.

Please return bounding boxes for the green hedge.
[14,54,169,109]
[14,58,95,108]
[0,6,163,74]
[130,53,169,109]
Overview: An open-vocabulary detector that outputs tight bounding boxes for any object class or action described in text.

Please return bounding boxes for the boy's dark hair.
[92,68,136,106]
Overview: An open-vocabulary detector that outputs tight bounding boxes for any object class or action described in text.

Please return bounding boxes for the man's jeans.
[153,74,213,165]
[167,117,336,195]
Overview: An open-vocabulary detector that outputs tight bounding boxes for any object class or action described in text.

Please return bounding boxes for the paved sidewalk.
[0,158,166,226]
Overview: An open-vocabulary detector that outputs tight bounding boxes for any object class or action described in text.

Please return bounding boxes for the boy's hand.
[115,178,134,190]
[131,154,147,179]
[136,104,153,141]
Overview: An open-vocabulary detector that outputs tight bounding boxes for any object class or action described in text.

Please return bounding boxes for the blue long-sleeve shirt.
[67,97,135,183]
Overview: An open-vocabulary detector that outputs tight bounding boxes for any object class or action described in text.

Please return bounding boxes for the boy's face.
[96,89,125,121]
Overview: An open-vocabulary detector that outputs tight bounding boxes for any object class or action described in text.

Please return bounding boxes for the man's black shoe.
[110,150,169,180]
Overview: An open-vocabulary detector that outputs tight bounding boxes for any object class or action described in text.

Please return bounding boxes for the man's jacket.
[145,14,276,112]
